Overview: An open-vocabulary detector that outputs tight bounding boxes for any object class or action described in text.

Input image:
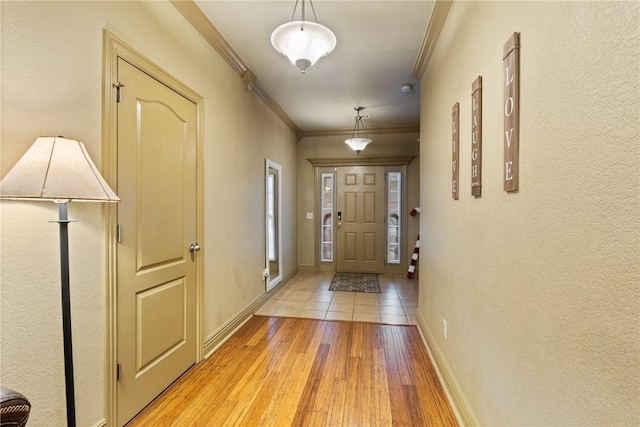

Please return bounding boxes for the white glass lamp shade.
[271,21,337,74]
[345,137,372,154]
[0,136,119,202]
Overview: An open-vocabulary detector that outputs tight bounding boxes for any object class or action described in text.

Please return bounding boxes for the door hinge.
[113,82,125,103]
[116,224,122,243]
[116,363,121,381]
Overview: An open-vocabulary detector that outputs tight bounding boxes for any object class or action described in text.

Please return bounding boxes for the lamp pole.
[57,201,76,427]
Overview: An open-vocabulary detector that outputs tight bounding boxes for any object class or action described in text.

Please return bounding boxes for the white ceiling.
[194,0,435,133]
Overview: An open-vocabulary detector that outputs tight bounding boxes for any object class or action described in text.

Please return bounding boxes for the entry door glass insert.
[387,172,401,264]
[321,172,334,262]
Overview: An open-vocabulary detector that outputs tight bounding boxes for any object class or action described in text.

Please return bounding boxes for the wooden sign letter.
[471,76,482,197]
[503,32,520,192]
[452,102,459,200]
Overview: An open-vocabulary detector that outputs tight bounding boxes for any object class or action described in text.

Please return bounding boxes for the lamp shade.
[271,21,337,74]
[0,136,119,202]
[344,137,372,154]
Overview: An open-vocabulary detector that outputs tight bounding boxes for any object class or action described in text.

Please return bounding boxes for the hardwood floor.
[127,316,458,426]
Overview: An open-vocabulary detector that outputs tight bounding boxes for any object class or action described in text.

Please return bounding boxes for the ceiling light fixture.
[345,107,372,155]
[271,0,336,75]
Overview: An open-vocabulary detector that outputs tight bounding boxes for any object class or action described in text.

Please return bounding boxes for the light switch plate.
[306,212,313,220]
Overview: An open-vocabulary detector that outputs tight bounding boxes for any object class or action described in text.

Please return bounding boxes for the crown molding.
[413,0,453,80]
[241,70,300,134]
[307,156,415,167]
[300,126,420,138]
[170,0,246,75]
[170,0,300,135]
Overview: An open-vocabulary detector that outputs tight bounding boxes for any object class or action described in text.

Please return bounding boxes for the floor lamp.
[0,136,119,427]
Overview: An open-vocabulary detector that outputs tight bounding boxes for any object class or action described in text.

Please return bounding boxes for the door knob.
[189,243,201,253]
[337,222,342,229]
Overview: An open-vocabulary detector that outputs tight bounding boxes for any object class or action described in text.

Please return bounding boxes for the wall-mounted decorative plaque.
[452,102,459,200]
[503,32,520,192]
[471,76,482,197]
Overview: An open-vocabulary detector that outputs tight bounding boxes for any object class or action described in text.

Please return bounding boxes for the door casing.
[102,31,205,426]
[265,159,282,291]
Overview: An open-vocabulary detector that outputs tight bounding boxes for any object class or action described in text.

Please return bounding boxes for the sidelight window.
[320,173,334,262]
[387,172,401,264]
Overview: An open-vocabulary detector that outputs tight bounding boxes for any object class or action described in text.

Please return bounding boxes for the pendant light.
[345,107,372,155]
[271,0,337,75]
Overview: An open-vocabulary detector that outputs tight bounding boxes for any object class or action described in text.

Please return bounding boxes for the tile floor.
[255,273,419,325]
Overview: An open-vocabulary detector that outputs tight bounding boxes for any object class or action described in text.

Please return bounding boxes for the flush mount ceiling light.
[401,83,413,93]
[345,107,372,155]
[271,0,337,75]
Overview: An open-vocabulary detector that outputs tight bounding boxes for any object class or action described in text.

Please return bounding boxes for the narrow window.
[321,173,334,262]
[388,172,401,264]
[267,173,276,261]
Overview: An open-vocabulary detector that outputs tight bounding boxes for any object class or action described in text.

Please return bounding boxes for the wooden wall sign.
[471,76,482,197]
[503,32,520,192]
[452,102,459,200]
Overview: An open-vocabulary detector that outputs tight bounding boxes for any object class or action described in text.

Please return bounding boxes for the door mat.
[329,273,380,293]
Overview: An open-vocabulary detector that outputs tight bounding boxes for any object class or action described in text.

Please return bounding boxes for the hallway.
[256,274,419,325]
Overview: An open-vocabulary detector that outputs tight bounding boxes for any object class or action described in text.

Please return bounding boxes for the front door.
[336,166,386,273]
[116,58,198,426]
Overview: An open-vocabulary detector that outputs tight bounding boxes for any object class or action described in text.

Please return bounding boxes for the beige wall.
[0,1,297,425]
[418,1,639,425]
[298,133,420,273]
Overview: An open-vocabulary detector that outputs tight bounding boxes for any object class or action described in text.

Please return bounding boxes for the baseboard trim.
[204,310,254,359]
[92,419,107,427]
[416,310,479,427]
[203,272,294,358]
[282,265,299,283]
[297,265,316,274]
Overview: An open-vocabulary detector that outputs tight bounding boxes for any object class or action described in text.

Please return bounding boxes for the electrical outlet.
[442,319,448,340]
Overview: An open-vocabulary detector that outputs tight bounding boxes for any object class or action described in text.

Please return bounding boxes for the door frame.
[102,31,205,426]
[265,159,282,291]
[308,157,414,274]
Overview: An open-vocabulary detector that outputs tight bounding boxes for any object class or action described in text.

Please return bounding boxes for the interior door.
[116,58,198,426]
[336,166,386,273]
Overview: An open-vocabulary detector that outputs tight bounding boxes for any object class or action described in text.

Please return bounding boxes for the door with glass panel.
[335,166,386,273]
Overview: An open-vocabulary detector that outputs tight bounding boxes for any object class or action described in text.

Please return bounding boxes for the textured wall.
[418,1,639,425]
[0,1,297,425]
[297,133,420,273]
